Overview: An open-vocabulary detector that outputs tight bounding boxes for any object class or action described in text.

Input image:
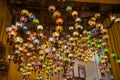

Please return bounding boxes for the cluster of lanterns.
[6,5,110,80]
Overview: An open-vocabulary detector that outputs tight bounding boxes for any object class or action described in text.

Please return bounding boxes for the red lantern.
[56,17,63,24]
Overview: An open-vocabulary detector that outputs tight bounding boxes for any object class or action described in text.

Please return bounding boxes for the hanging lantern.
[16,22,23,27]
[71,11,78,17]
[14,36,23,43]
[6,27,12,32]
[69,26,74,30]
[111,52,117,58]
[37,25,43,30]
[75,17,81,22]
[20,16,28,23]
[53,32,60,37]
[21,9,29,15]
[95,13,101,18]
[116,59,120,64]
[66,6,72,11]
[33,38,40,44]
[48,5,56,12]
[73,31,79,36]
[56,17,64,24]
[53,11,61,18]
[75,23,83,30]
[29,13,36,19]
[55,25,63,32]
[22,25,28,30]
[33,18,39,24]
[8,30,17,37]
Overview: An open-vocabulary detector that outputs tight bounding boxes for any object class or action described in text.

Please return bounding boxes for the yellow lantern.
[72,11,78,17]
[55,25,63,32]
[53,11,61,18]
[52,32,60,37]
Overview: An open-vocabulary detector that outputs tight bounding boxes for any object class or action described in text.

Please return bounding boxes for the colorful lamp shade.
[33,18,39,24]
[111,52,117,58]
[6,27,12,32]
[22,25,28,30]
[56,18,64,24]
[33,38,40,44]
[52,32,60,37]
[21,9,29,15]
[48,5,56,12]
[69,26,74,30]
[55,25,63,32]
[16,22,23,27]
[95,13,101,18]
[72,11,78,17]
[75,17,81,22]
[29,13,36,19]
[14,36,23,43]
[73,31,79,36]
[37,25,43,30]
[53,11,61,18]
[116,59,120,63]
[66,6,72,11]
[20,16,28,23]
[8,30,17,36]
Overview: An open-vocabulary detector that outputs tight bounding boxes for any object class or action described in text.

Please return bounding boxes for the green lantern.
[98,39,102,43]
[104,48,108,53]
[96,44,102,48]
[47,66,50,70]
[66,6,72,11]
[116,59,120,63]
[87,40,92,44]
[111,52,117,58]
[33,18,39,24]
[90,41,96,46]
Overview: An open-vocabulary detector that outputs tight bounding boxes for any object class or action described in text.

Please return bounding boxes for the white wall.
[74,59,101,80]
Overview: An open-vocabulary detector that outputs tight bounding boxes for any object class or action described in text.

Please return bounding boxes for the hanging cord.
[110,20,120,79]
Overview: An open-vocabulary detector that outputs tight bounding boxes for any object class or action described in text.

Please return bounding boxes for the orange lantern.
[72,11,78,17]
[56,18,63,24]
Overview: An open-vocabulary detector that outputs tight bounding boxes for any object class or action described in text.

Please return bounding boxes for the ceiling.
[7,0,120,28]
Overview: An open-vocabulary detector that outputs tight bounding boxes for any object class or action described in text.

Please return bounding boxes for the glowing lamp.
[8,30,17,36]
[20,16,28,22]
[37,25,43,30]
[75,23,83,29]
[6,27,12,32]
[56,18,63,24]
[116,59,120,63]
[69,26,74,30]
[53,11,61,18]
[48,5,56,12]
[66,6,72,11]
[14,37,23,43]
[72,11,78,17]
[33,39,40,44]
[75,17,81,22]
[29,13,36,19]
[14,50,20,54]
[111,52,117,58]
[73,31,79,36]
[33,18,39,24]
[55,25,63,32]
[22,26,28,30]
[104,48,108,53]
[21,9,29,15]
[48,37,55,42]
[16,22,23,27]
[53,32,60,37]
[95,13,101,18]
